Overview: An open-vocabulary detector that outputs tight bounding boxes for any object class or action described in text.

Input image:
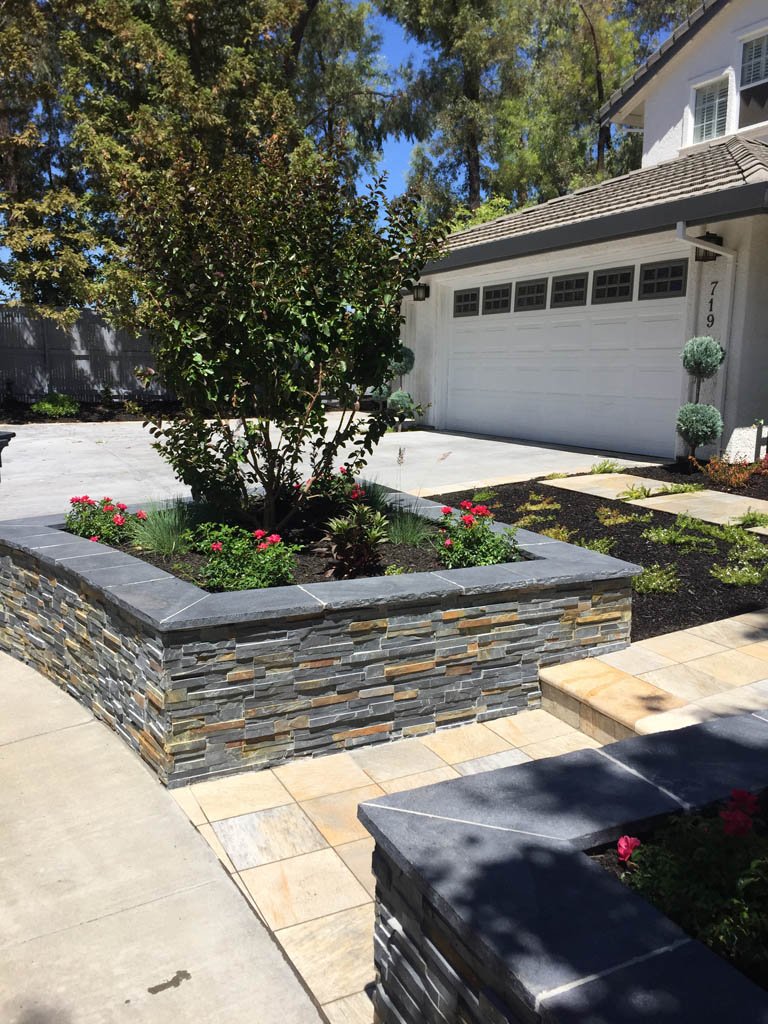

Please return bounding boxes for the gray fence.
[0,307,172,402]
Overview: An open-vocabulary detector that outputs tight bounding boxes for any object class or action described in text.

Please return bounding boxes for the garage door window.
[453,288,480,317]
[639,260,688,300]
[592,266,634,304]
[514,278,548,311]
[551,274,588,308]
[482,284,512,314]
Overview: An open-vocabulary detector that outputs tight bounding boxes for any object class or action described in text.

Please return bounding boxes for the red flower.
[89,535,100,542]
[210,541,223,552]
[459,500,473,510]
[472,504,491,517]
[103,504,115,512]
[729,789,760,817]
[617,835,641,862]
[102,496,112,503]
[267,534,282,545]
[441,506,453,515]
[444,538,453,547]
[257,542,269,551]
[135,510,147,521]
[112,514,125,526]
[460,514,475,527]
[253,529,267,539]
[350,485,366,500]
[339,466,347,475]
[116,502,128,511]
[720,808,753,837]
[70,496,81,504]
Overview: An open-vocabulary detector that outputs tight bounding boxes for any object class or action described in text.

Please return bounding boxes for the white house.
[403,0,768,458]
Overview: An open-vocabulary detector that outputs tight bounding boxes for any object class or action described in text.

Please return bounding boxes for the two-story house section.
[402,0,768,459]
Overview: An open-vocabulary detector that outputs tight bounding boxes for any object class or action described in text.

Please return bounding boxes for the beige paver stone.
[688,616,768,649]
[638,664,739,703]
[170,785,207,825]
[419,722,510,764]
[190,769,293,821]
[300,784,384,846]
[485,708,577,746]
[539,658,638,698]
[634,705,717,734]
[335,837,376,897]
[240,848,370,930]
[380,766,460,794]
[586,677,686,728]
[543,473,665,500]
[597,646,674,675]
[212,803,327,870]
[198,823,236,873]
[684,649,768,686]
[635,630,728,663]
[694,682,768,715]
[275,752,372,802]
[738,641,768,662]
[323,990,374,1024]
[455,748,533,775]
[349,737,445,782]
[631,490,768,524]
[520,733,601,759]
[277,903,376,1006]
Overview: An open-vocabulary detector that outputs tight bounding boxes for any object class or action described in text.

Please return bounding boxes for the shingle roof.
[447,136,768,254]
[599,0,730,124]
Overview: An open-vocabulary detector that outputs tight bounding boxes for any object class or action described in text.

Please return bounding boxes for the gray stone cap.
[358,712,768,1022]
[0,490,640,634]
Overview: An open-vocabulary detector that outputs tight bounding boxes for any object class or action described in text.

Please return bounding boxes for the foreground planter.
[360,713,768,1024]
[0,492,638,786]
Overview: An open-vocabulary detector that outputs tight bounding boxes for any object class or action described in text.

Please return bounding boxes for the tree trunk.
[462,64,482,209]
[578,2,609,172]
[284,0,322,82]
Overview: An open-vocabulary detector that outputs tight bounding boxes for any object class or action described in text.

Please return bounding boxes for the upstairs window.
[693,78,729,143]
[453,288,479,317]
[740,33,768,128]
[482,284,512,315]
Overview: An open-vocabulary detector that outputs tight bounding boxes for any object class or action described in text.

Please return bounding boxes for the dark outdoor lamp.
[412,283,430,301]
[694,232,723,262]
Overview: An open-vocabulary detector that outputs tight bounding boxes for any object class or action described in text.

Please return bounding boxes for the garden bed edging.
[0,491,639,787]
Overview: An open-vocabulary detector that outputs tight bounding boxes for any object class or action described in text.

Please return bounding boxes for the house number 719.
[706,281,718,330]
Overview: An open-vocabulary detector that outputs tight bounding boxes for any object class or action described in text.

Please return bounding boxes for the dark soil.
[630,460,768,500]
[0,397,180,424]
[430,481,768,641]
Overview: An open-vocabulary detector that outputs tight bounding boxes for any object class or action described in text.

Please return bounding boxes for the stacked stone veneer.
[0,497,638,786]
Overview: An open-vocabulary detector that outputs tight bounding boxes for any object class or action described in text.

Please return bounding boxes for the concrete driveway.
[0,418,656,519]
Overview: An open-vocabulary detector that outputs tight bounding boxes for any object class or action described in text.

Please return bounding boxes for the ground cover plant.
[29,392,80,418]
[429,480,768,640]
[595,789,768,992]
[631,456,768,496]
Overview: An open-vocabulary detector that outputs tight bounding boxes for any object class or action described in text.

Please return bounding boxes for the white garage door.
[446,294,685,457]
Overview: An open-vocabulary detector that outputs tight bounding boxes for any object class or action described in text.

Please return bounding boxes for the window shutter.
[693,79,729,143]
[742,35,768,88]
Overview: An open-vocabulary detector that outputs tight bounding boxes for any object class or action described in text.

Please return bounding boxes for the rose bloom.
[441,506,453,515]
[729,789,760,816]
[116,502,128,511]
[720,808,753,837]
[257,542,269,551]
[102,496,112,503]
[89,535,100,542]
[112,514,125,526]
[460,514,475,527]
[339,466,347,475]
[267,534,282,545]
[444,538,453,548]
[210,541,223,552]
[253,529,267,539]
[135,510,147,521]
[459,500,473,510]
[472,504,491,517]
[617,835,641,862]
[103,504,115,512]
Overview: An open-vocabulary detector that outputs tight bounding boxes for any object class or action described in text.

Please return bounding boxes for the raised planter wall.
[0,495,638,786]
[360,714,768,1024]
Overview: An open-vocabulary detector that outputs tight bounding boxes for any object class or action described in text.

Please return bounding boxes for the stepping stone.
[629,489,768,525]
[543,473,666,500]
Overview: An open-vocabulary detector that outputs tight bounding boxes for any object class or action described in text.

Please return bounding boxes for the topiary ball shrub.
[681,336,726,382]
[389,345,415,379]
[677,402,723,457]
[387,389,415,418]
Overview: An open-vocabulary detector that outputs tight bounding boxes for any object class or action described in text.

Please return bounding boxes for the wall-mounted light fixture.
[412,283,430,301]
[695,232,723,262]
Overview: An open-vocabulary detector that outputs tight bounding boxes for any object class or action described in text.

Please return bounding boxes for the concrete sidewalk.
[0,651,321,1024]
[0,419,655,518]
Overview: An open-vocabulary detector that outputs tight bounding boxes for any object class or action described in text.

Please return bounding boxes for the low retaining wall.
[0,494,638,786]
[360,713,768,1023]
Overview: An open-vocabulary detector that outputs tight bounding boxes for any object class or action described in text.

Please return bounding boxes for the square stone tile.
[688,616,768,648]
[539,658,637,697]
[323,990,373,1024]
[350,738,445,782]
[275,753,373,802]
[300,785,384,846]
[695,683,768,715]
[212,803,327,870]
[277,903,376,1005]
[639,664,737,703]
[419,723,510,764]
[455,748,532,775]
[685,649,768,686]
[485,708,576,746]
[520,733,601,759]
[634,705,717,735]
[240,848,370,930]
[544,473,663,500]
[737,641,768,662]
[630,490,768,524]
[597,646,674,675]
[190,770,292,822]
[198,823,236,872]
[169,786,207,826]
[380,766,460,794]
[586,677,686,729]
[335,838,376,897]
[635,630,728,663]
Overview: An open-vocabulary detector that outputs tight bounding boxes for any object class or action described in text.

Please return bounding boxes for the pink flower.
[112,514,125,526]
[103,504,115,512]
[102,496,112,503]
[135,510,147,521]
[253,529,267,539]
[267,534,282,545]
[460,514,475,527]
[617,836,641,863]
[729,789,760,817]
[720,808,753,837]
[444,538,453,547]
[441,506,453,515]
[89,535,100,542]
[210,541,223,552]
[116,502,128,511]
[459,500,473,510]
[257,542,269,551]
[339,466,347,475]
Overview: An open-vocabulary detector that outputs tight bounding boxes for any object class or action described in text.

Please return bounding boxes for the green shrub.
[578,536,616,554]
[471,487,497,502]
[194,524,298,590]
[590,459,621,474]
[325,504,389,578]
[358,479,392,514]
[642,518,718,553]
[737,510,768,529]
[681,335,726,383]
[633,564,680,594]
[388,345,415,378]
[517,491,561,513]
[66,494,146,545]
[387,389,419,422]
[436,502,518,569]
[384,563,405,575]
[129,499,191,557]
[31,392,79,418]
[540,524,576,542]
[677,403,723,457]
[657,482,705,495]
[618,484,654,500]
[711,562,768,586]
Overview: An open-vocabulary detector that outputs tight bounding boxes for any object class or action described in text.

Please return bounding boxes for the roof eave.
[425,181,768,276]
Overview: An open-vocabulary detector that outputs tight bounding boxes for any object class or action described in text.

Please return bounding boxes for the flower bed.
[0,492,637,786]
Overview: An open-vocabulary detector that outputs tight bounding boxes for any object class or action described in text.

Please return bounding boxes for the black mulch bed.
[430,481,768,641]
[630,460,768,500]
[0,398,180,424]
